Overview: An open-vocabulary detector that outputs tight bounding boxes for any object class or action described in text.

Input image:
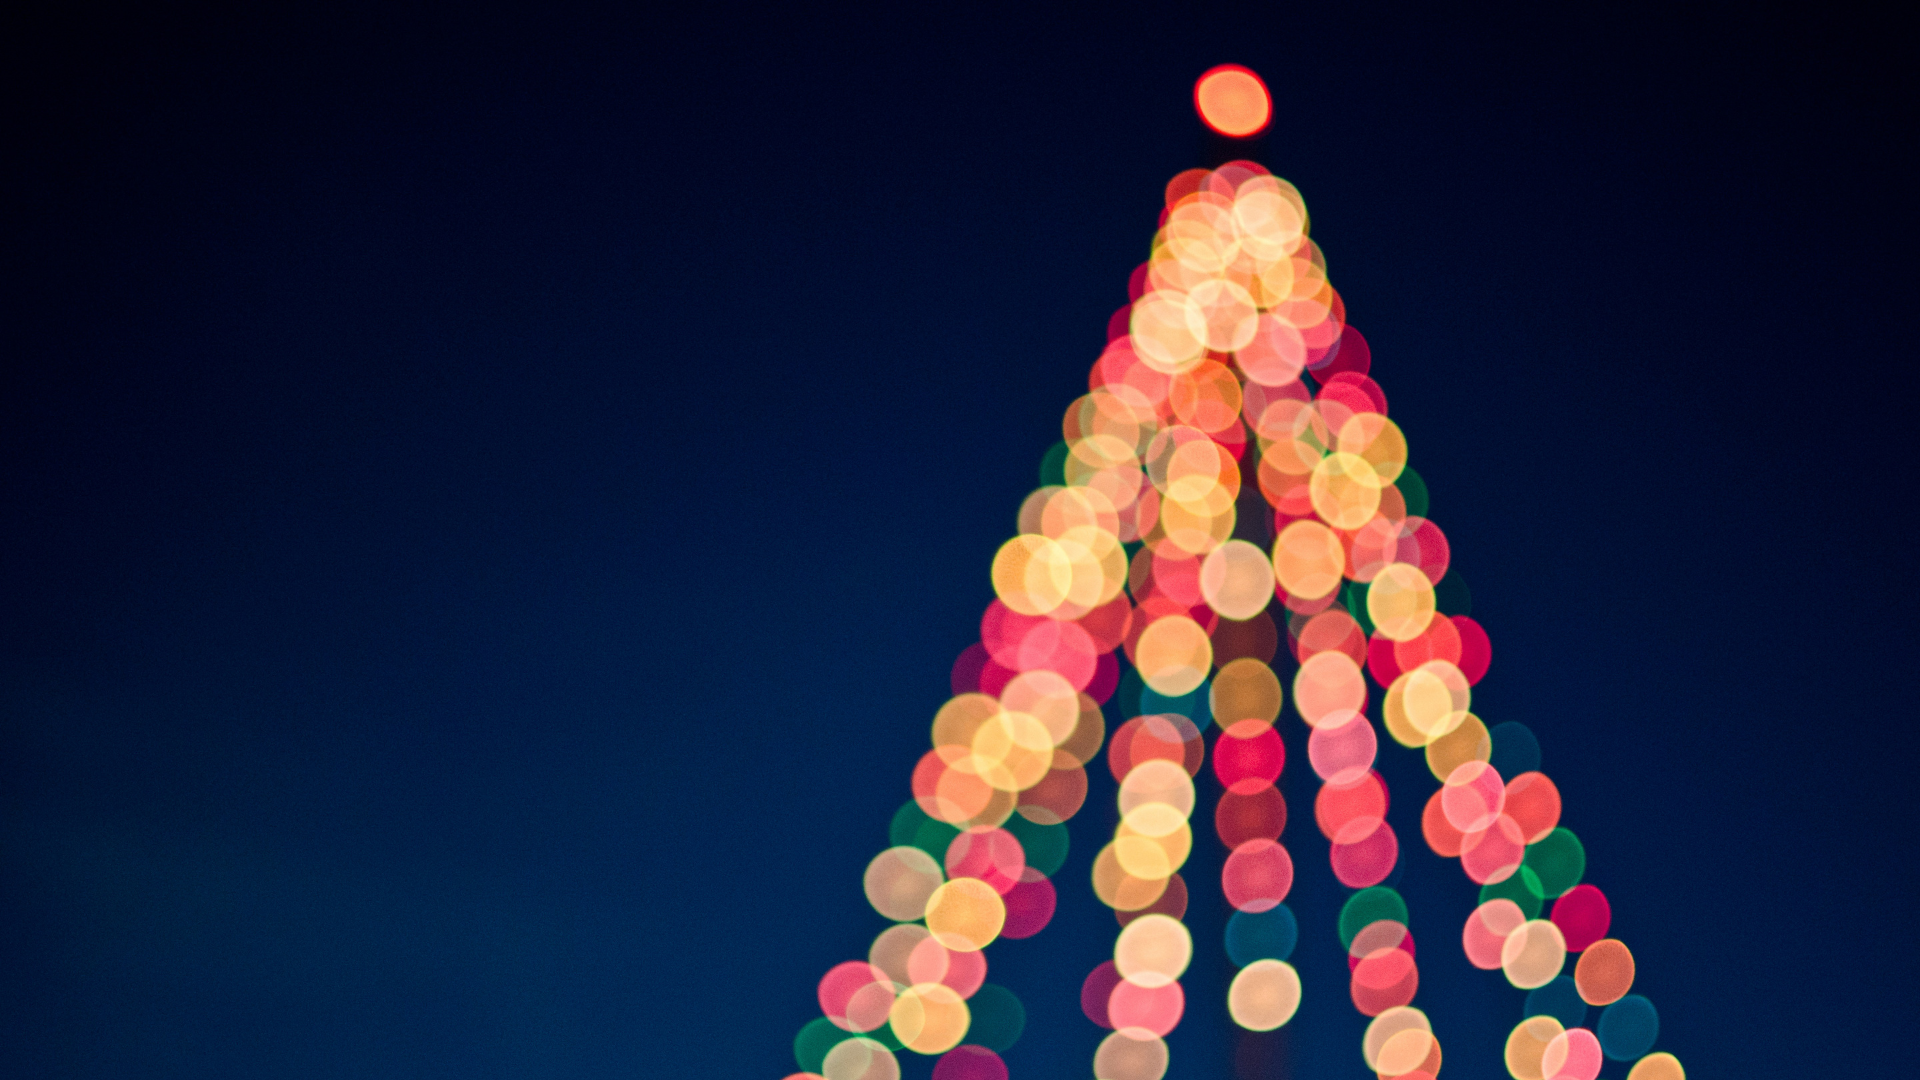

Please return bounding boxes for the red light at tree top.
[1195,65,1272,137]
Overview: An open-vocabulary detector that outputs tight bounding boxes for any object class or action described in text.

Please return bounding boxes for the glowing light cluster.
[776,78,1687,1078]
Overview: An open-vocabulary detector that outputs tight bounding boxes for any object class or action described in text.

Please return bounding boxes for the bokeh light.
[1193,65,1272,137]
[1504,1016,1565,1080]
[1093,1030,1169,1080]
[1541,1027,1603,1080]
[1227,959,1301,1030]
[1574,938,1635,1006]
[1502,919,1569,989]
[1598,995,1660,1061]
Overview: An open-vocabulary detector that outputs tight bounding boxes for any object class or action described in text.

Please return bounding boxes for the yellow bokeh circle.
[1627,1052,1686,1080]
[1503,1015,1565,1080]
[1114,913,1193,988]
[1134,615,1213,696]
[1367,563,1436,642]
[888,983,970,1055]
[1226,959,1300,1031]
[1362,1006,1430,1073]
[1309,451,1382,529]
[863,846,945,922]
[821,1037,899,1080]
[1501,919,1568,990]
[1200,539,1275,620]
[990,535,1072,616]
[923,878,1006,953]
[1272,519,1345,600]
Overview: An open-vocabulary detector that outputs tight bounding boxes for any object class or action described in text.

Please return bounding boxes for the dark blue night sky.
[3,5,1913,1077]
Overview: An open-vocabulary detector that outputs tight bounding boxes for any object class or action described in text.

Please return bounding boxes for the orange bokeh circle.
[1194,65,1272,138]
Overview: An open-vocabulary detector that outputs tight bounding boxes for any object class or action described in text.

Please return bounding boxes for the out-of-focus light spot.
[1194,64,1272,137]
[1462,898,1527,969]
[1201,539,1276,619]
[1346,920,1413,968]
[1363,1007,1431,1073]
[869,924,932,987]
[925,878,1007,952]
[1214,719,1285,792]
[1504,1015,1565,1080]
[1135,616,1214,695]
[1441,760,1506,832]
[820,961,898,1033]
[1522,827,1586,898]
[1117,871,1189,927]
[1016,762,1089,825]
[1422,787,1466,858]
[1541,1027,1603,1080]
[1092,842,1172,911]
[1626,1052,1686,1080]
[1504,772,1562,843]
[1454,614,1493,683]
[1308,710,1377,785]
[1376,1026,1439,1077]
[1502,919,1569,989]
[889,983,970,1055]
[1310,452,1383,528]
[1118,756,1198,817]
[1315,769,1387,842]
[1293,608,1367,667]
[1113,815,1190,879]
[1383,660,1469,747]
[1574,939,1635,1006]
[1423,712,1490,781]
[1225,904,1298,966]
[907,935,988,999]
[1214,782,1287,847]
[1221,838,1294,911]
[1273,520,1346,600]
[1093,1030,1170,1080]
[1294,650,1368,727]
[1227,959,1301,1030]
[1550,884,1611,952]
[1108,976,1185,1038]
[1349,945,1418,1017]
[1338,887,1408,950]
[1368,564,1437,642]
[998,868,1057,939]
[1082,960,1124,1028]
[1597,995,1659,1061]
[1211,657,1282,724]
[1329,818,1399,888]
[1114,913,1194,988]
[945,828,1027,896]
[822,1036,900,1080]
[865,847,946,922]
[962,985,1026,1052]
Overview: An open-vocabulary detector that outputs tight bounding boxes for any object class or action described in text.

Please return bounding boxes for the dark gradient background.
[3,5,1913,1077]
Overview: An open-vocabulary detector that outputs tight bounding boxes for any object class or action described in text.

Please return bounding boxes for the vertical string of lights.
[775,64,1687,1080]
